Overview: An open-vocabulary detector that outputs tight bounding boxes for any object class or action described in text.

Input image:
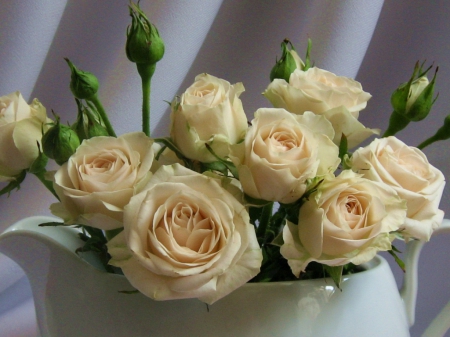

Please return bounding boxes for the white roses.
[0,91,49,181]
[264,67,377,148]
[264,67,371,115]
[4,61,441,303]
[281,170,407,274]
[170,73,248,162]
[51,132,156,230]
[108,164,262,304]
[231,108,339,203]
[351,136,445,241]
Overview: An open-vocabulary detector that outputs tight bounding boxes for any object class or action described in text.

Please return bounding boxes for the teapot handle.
[400,219,450,336]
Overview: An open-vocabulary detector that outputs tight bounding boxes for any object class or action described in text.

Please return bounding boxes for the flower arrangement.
[0,3,447,305]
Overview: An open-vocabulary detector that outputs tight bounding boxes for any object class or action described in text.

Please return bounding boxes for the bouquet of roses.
[0,2,446,305]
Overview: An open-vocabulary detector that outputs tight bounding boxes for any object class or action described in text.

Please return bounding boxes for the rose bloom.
[170,73,248,163]
[107,164,262,304]
[0,91,49,181]
[281,170,407,275]
[350,136,445,241]
[322,106,379,148]
[231,108,339,203]
[263,67,372,116]
[50,132,156,230]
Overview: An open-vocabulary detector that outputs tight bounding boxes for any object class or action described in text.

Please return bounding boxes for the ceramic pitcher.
[0,216,449,337]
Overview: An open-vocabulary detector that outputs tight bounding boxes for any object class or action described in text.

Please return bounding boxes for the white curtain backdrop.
[1,1,449,336]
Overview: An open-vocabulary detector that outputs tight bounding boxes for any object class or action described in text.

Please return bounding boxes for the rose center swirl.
[338,195,363,230]
[154,200,222,263]
[269,130,299,151]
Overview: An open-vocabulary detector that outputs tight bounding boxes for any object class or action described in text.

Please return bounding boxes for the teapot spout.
[0,216,88,276]
[0,216,103,336]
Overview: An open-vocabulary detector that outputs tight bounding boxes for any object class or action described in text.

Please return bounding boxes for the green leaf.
[38,221,65,227]
[338,133,348,163]
[154,137,193,169]
[204,143,239,178]
[270,231,284,247]
[280,200,301,224]
[244,194,272,207]
[0,170,26,197]
[323,265,344,289]
[155,144,167,161]
[256,202,274,245]
[265,208,287,243]
[28,146,48,175]
[388,247,405,272]
[250,244,297,283]
[303,38,313,71]
[201,161,229,176]
[74,225,115,273]
[248,206,264,226]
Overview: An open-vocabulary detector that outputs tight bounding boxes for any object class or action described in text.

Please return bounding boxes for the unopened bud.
[384,62,438,137]
[391,62,438,122]
[65,58,99,100]
[42,115,80,165]
[126,1,165,65]
[270,39,304,82]
[72,99,109,141]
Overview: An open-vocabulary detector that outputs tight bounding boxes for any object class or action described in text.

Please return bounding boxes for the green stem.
[33,171,59,201]
[383,111,410,137]
[417,135,438,150]
[256,202,274,245]
[142,76,151,137]
[417,116,450,149]
[89,94,116,137]
[136,63,156,137]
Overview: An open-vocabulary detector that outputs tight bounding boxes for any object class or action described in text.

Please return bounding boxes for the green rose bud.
[126,1,165,66]
[72,99,109,141]
[270,39,304,82]
[384,62,438,137]
[42,116,80,165]
[391,63,438,122]
[65,58,99,100]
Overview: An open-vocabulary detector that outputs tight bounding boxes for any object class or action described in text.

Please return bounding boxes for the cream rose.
[350,136,445,241]
[170,73,248,163]
[281,170,407,275]
[50,132,155,230]
[107,164,262,304]
[322,106,379,148]
[263,67,372,116]
[231,108,340,203]
[0,91,49,181]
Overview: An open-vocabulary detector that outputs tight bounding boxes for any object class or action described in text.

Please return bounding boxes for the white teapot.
[0,216,449,337]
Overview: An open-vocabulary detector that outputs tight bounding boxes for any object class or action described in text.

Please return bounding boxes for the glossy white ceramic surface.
[0,216,449,337]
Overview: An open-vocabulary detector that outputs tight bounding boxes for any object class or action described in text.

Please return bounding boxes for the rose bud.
[270,39,304,82]
[65,58,99,101]
[384,62,438,136]
[126,1,164,66]
[42,116,80,165]
[72,99,109,141]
